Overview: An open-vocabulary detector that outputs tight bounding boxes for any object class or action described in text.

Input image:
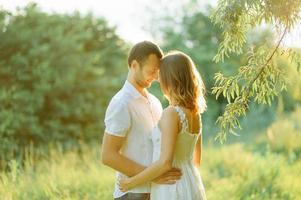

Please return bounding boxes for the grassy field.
[1,141,300,200]
[0,143,115,200]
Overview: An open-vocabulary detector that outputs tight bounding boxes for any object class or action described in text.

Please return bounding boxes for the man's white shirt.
[104,80,163,198]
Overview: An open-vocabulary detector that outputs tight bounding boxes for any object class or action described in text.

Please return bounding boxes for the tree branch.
[246,26,288,94]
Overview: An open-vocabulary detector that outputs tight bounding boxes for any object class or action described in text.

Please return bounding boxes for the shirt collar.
[123,80,150,100]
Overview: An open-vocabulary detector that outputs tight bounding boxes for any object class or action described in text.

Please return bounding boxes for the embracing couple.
[101,41,207,200]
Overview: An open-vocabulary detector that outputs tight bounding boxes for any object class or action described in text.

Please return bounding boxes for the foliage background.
[0,2,301,199]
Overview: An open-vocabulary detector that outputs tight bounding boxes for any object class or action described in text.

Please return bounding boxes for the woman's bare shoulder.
[158,106,180,129]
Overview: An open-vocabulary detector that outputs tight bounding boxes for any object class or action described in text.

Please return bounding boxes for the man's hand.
[152,167,182,184]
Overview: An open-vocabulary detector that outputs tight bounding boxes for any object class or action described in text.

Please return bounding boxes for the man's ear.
[131,60,139,69]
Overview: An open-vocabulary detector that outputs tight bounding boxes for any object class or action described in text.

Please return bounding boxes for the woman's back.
[172,106,200,163]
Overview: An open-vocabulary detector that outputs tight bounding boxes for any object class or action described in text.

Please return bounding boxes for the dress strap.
[174,106,189,132]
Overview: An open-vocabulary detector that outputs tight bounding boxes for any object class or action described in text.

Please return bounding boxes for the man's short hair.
[128,41,163,67]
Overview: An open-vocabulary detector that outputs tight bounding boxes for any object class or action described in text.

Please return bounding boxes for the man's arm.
[101,133,146,177]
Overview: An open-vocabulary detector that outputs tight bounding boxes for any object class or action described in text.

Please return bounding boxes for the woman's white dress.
[150,106,207,200]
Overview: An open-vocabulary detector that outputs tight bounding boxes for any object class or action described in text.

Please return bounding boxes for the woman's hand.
[118,177,134,192]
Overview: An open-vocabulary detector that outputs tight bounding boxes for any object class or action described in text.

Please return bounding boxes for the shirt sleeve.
[104,98,131,137]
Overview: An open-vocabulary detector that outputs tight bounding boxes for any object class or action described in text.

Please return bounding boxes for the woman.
[119,51,207,200]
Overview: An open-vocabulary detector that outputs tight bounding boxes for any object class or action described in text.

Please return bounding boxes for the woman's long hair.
[159,51,206,114]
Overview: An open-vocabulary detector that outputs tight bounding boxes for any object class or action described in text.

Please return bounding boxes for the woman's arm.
[193,135,202,167]
[193,114,202,167]
[119,107,179,191]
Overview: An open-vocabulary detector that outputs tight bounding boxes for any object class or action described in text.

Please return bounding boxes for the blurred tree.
[0,3,129,163]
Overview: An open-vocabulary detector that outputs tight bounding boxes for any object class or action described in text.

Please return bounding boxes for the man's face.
[134,54,160,88]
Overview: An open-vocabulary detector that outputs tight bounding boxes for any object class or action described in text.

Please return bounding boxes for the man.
[101,41,182,200]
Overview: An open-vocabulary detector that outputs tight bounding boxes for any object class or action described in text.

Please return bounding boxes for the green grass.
[203,144,301,200]
[1,108,301,199]
[0,143,115,200]
[0,141,300,200]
